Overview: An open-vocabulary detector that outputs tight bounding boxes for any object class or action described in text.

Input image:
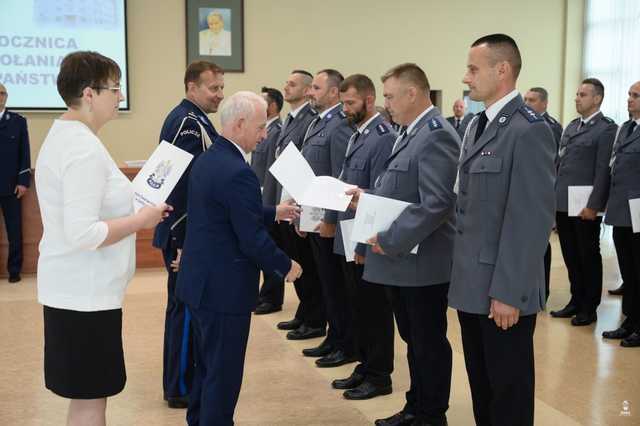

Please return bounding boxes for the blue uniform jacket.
[0,111,31,196]
[152,99,218,250]
[175,136,292,314]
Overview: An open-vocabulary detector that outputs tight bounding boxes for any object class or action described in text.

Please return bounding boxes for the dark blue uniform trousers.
[187,307,251,426]
[0,195,22,276]
[162,245,194,398]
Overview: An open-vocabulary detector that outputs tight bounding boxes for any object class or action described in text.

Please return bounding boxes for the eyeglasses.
[93,85,123,93]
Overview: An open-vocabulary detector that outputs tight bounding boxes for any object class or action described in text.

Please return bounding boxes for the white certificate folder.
[268,143,354,211]
[131,141,194,212]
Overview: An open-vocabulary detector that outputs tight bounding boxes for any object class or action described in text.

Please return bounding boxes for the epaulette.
[428,117,443,131]
[519,105,544,123]
[376,123,390,135]
[601,116,615,124]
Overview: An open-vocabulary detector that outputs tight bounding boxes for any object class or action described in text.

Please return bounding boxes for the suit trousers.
[342,260,394,386]
[544,243,551,302]
[0,195,22,276]
[309,234,350,352]
[458,311,537,426]
[161,244,194,398]
[387,283,451,424]
[187,307,251,426]
[258,223,285,307]
[556,212,603,314]
[613,227,640,330]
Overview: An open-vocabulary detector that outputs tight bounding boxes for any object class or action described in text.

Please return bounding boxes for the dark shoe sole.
[315,357,358,368]
[343,385,392,400]
[287,330,326,340]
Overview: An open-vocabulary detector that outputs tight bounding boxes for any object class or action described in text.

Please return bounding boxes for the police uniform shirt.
[0,109,31,196]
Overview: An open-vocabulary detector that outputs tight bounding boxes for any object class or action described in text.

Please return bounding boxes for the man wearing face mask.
[551,78,617,326]
[152,61,224,409]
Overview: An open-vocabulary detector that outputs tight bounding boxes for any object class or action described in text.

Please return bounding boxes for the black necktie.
[577,120,585,131]
[282,113,293,132]
[391,127,408,154]
[455,118,460,129]
[474,112,488,143]
[627,121,638,137]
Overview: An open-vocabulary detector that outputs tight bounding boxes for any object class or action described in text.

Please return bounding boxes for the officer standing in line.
[550,78,617,326]
[250,87,282,188]
[152,61,224,409]
[0,83,31,284]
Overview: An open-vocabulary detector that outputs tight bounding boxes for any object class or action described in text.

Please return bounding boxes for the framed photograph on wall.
[186,0,244,72]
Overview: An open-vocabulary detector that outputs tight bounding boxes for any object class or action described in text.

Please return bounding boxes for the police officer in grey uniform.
[524,86,563,301]
[550,78,617,326]
[328,74,396,400]
[250,87,282,188]
[0,83,31,283]
[449,34,556,426]
[601,81,640,348]
[349,64,460,426]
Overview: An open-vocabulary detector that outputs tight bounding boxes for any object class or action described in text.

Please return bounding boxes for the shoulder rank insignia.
[428,118,442,131]
[601,116,615,124]
[376,123,389,135]
[519,105,543,123]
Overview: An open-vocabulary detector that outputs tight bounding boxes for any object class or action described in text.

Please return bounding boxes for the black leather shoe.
[277,318,303,330]
[411,418,448,426]
[286,324,326,340]
[608,283,625,296]
[602,326,633,339]
[375,411,416,426]
[302,338,333,357]
[550,304,578,318]
[621,332,640,347]
[254,302,282,315]
[571,312,597,326]
[332,372,364,389]
[8,274,21,283]
[167,395,189,409]
[315,349,357,368]
[343,381,392,400]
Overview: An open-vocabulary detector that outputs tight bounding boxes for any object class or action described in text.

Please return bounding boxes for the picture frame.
[186,0,244,72]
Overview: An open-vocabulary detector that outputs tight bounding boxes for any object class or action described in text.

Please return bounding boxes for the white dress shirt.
[35,120,135,311]
[484,89,519,124]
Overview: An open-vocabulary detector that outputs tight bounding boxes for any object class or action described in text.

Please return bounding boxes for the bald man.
[446,99,472,139]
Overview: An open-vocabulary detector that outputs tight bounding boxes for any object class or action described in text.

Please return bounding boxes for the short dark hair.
[340,74,376,97]
[184,61,223,92]
[317,69,344,89]
[291,69,313,79]
[529,87,549,102]
[57,51,121,107]
[472,33,522,79]
[582,77,605,99]
[261,86,284,112]
[381,63,430,93]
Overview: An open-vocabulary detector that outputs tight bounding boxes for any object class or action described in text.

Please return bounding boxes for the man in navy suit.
[176,91,303,426]
[0,83,31,283]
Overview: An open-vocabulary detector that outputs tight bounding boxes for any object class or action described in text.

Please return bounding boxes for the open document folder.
[351,193,418,254]
[131,141,193,212]
[568,186,603,217]
[268,143,355,212]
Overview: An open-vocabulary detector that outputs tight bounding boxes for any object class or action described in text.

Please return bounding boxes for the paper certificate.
[269,143,355,211]
[300,206,325,233]
[351,193,418,254]
[340,219,358,262]
[568,186,603,217]
[131,141,194,212]
[629,198,640,233]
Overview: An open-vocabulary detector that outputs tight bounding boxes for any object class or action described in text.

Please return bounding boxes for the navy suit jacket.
[0,111,31,196]
[176,136,292,314]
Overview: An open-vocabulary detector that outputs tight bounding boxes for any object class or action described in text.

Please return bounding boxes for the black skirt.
[43,305,126,399]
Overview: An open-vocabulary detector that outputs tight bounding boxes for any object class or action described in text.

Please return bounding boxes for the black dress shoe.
[550,304,578,318]
[608,283,625,296]
[375,410,416,426]
[315,349,357,368]
[343,381,392,400]
[302,338,333,357]
[332,372,364,389]
[411,418,448,426]
[602,326,633,339]
[621,331,640,347]
[277,318,303,330]
[167,395,189,409]
[8,274,21,283]
[286,324,326,340]
[254,302,282,315]
[571,312,597,326]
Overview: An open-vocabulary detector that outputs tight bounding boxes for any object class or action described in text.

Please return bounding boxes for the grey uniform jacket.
[447,114,473,140]
[333,115,395,256]
[262,104,317,206]
[362,107,460,287]
[542,112,563,150]
[555,112,617,212]
[448,96,556,316]
[604,120,640,227]
[251,118,282,187]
